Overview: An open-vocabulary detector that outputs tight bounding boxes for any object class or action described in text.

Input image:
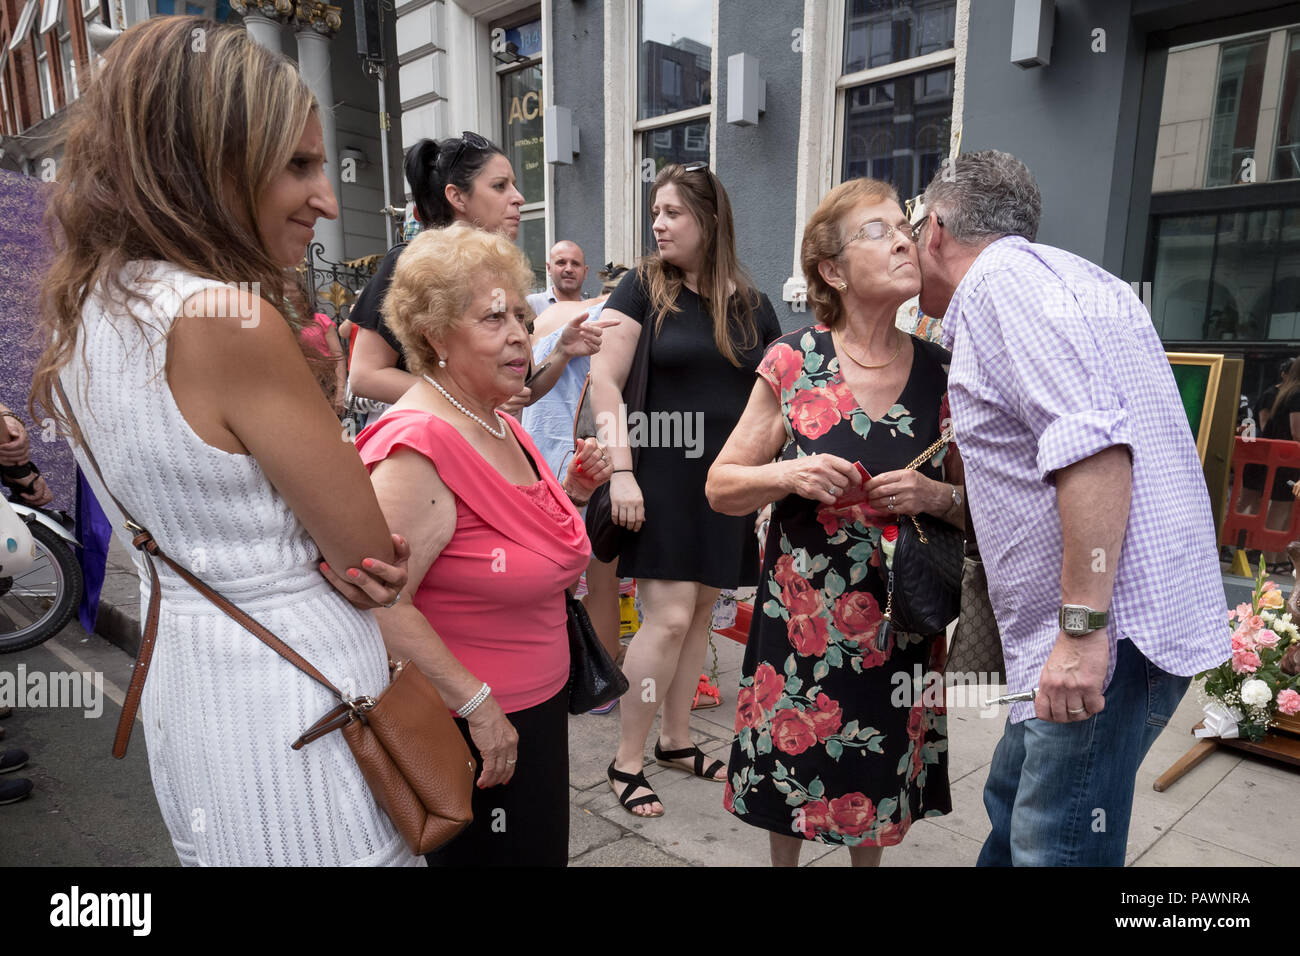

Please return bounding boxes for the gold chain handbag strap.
[899,425,953,543]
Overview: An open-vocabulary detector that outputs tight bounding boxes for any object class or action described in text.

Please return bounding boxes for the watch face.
[1064,607,1088,632]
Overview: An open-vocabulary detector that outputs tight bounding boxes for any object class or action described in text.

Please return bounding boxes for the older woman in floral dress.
[707,178,965,867]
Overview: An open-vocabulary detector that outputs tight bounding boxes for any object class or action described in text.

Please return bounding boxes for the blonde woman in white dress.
[31,17,415,866]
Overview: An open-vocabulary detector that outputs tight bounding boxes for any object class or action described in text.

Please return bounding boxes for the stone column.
[230,0,294,53]
[294,0,345,263]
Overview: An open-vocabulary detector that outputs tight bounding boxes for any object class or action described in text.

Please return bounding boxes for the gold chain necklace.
[834,328,904,370]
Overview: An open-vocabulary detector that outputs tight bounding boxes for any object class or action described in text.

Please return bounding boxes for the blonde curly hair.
[383,222,536,377]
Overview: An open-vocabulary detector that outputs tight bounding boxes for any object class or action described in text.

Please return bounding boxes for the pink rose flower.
[771,708,819,756]
[1277,688,1300,716]
[762,343,802,393]
[808,693,843,742]
[1254,628,1280,649]
[796,799,832,839]
[828,793,875,838]
[752,663,785,713]
[789,387,844,440]
[788,613,830,657]
[1232,649,1262,673]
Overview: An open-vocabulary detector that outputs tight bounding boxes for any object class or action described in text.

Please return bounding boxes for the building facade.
[390,0,1298,401]
[0,0,404,273]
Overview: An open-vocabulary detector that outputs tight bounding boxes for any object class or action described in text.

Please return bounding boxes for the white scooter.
[0,494,83,653]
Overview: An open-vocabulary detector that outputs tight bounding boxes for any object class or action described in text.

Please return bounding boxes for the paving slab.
[1170,762,1299,866]
[570,834,691,867]
[1132,830,1275,868]
[569,802,625,858]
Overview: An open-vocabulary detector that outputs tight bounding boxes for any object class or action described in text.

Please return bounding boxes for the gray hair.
[921,149,1042,244]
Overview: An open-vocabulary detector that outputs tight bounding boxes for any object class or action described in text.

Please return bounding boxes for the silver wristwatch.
[1059,604,1108,636]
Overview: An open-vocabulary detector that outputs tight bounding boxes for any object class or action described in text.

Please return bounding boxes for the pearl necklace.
[422,374,508,439]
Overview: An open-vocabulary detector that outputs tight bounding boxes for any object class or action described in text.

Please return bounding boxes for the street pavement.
[1,538,1294,867]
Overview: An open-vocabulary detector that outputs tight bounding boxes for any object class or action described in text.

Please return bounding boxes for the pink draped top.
[355,409,590,714]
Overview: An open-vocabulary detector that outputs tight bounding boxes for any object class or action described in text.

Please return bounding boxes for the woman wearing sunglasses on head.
[349,134,599,422]
[590,162,782,818]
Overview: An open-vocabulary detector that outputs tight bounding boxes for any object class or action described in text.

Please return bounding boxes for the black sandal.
[654,741,725,781]
[0,462,42,501]
[607,762,664,818]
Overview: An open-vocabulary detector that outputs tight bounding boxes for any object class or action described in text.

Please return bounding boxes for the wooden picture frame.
[1167,352,1225,464]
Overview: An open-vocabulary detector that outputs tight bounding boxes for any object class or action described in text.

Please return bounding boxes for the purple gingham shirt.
[940,237,1229,723]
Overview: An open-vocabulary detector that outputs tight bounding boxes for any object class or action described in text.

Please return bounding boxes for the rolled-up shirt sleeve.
[975,270,1135,482]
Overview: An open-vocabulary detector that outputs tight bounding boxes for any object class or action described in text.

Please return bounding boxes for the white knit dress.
[62,261,420,867]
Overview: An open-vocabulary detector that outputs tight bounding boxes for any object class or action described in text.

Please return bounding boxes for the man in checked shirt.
[912,150,1229,866]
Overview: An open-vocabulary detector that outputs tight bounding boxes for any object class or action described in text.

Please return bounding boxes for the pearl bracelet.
[456,682,491,718]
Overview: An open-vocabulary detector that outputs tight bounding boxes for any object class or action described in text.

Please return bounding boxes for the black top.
[603,267,782,588]
[1263,387,1300,440]
[350,243,409,372]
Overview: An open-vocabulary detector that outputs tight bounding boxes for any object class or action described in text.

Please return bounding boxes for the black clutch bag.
[566,592,629,714]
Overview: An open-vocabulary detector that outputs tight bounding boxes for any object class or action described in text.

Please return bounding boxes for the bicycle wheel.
[0,522,84,653]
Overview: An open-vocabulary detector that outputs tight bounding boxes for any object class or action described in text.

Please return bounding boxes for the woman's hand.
[0,416,33,467]
[565,438,612,499]
[610,471,644,531]
[464,695,519,788]
[319,533,410,609]
[782,454,862,505]
[863,470,949,517]
[558,312,621,358]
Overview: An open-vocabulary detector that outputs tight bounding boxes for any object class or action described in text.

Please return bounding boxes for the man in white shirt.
[527,240,589,314]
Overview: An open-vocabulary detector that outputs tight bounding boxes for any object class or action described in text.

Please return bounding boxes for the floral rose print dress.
[723,325,954,847]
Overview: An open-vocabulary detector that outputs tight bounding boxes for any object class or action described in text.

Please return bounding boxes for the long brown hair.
[31,16,322,436]
[1270,354,1300,433]
[639,164,758,367]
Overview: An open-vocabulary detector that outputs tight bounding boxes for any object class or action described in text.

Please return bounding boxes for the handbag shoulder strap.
[53,377,344,759]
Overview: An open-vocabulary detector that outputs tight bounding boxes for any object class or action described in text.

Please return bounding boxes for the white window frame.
[37,44,55,119]
[783,0,968,304]
[613,0,717,266]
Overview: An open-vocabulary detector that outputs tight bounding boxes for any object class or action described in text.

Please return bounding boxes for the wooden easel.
[1153,712,1300,791]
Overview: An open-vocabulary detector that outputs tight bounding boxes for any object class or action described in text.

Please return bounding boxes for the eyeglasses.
[910,212,944,245]
[447,131,493,176]
[836,218,915,255]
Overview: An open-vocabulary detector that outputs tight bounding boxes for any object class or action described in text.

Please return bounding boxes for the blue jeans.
[977,638,1189,866]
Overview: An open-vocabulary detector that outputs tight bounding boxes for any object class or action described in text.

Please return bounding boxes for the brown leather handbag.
[56,380,475,856]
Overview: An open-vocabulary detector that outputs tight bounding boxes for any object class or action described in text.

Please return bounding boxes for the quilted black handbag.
[566,592,629,713]
[875,428,964,647]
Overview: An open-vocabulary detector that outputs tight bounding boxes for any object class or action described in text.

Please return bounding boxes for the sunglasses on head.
[447,131,493,176]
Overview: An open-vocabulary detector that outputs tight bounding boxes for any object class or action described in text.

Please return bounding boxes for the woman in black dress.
[707,178,962,865]
[592,164,781,817]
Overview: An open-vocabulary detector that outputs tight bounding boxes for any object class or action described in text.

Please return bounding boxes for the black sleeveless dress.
[603,269,781,589]
[723,325,953,847]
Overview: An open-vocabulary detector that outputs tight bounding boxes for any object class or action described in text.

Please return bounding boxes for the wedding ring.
[382,594,400,609]
[828,486,840,497]
[505,758,518,765]
[890,495,896,508]
[1068,707,1087,715]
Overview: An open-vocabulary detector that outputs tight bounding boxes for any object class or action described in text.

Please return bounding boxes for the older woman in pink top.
[356,223,612,866]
